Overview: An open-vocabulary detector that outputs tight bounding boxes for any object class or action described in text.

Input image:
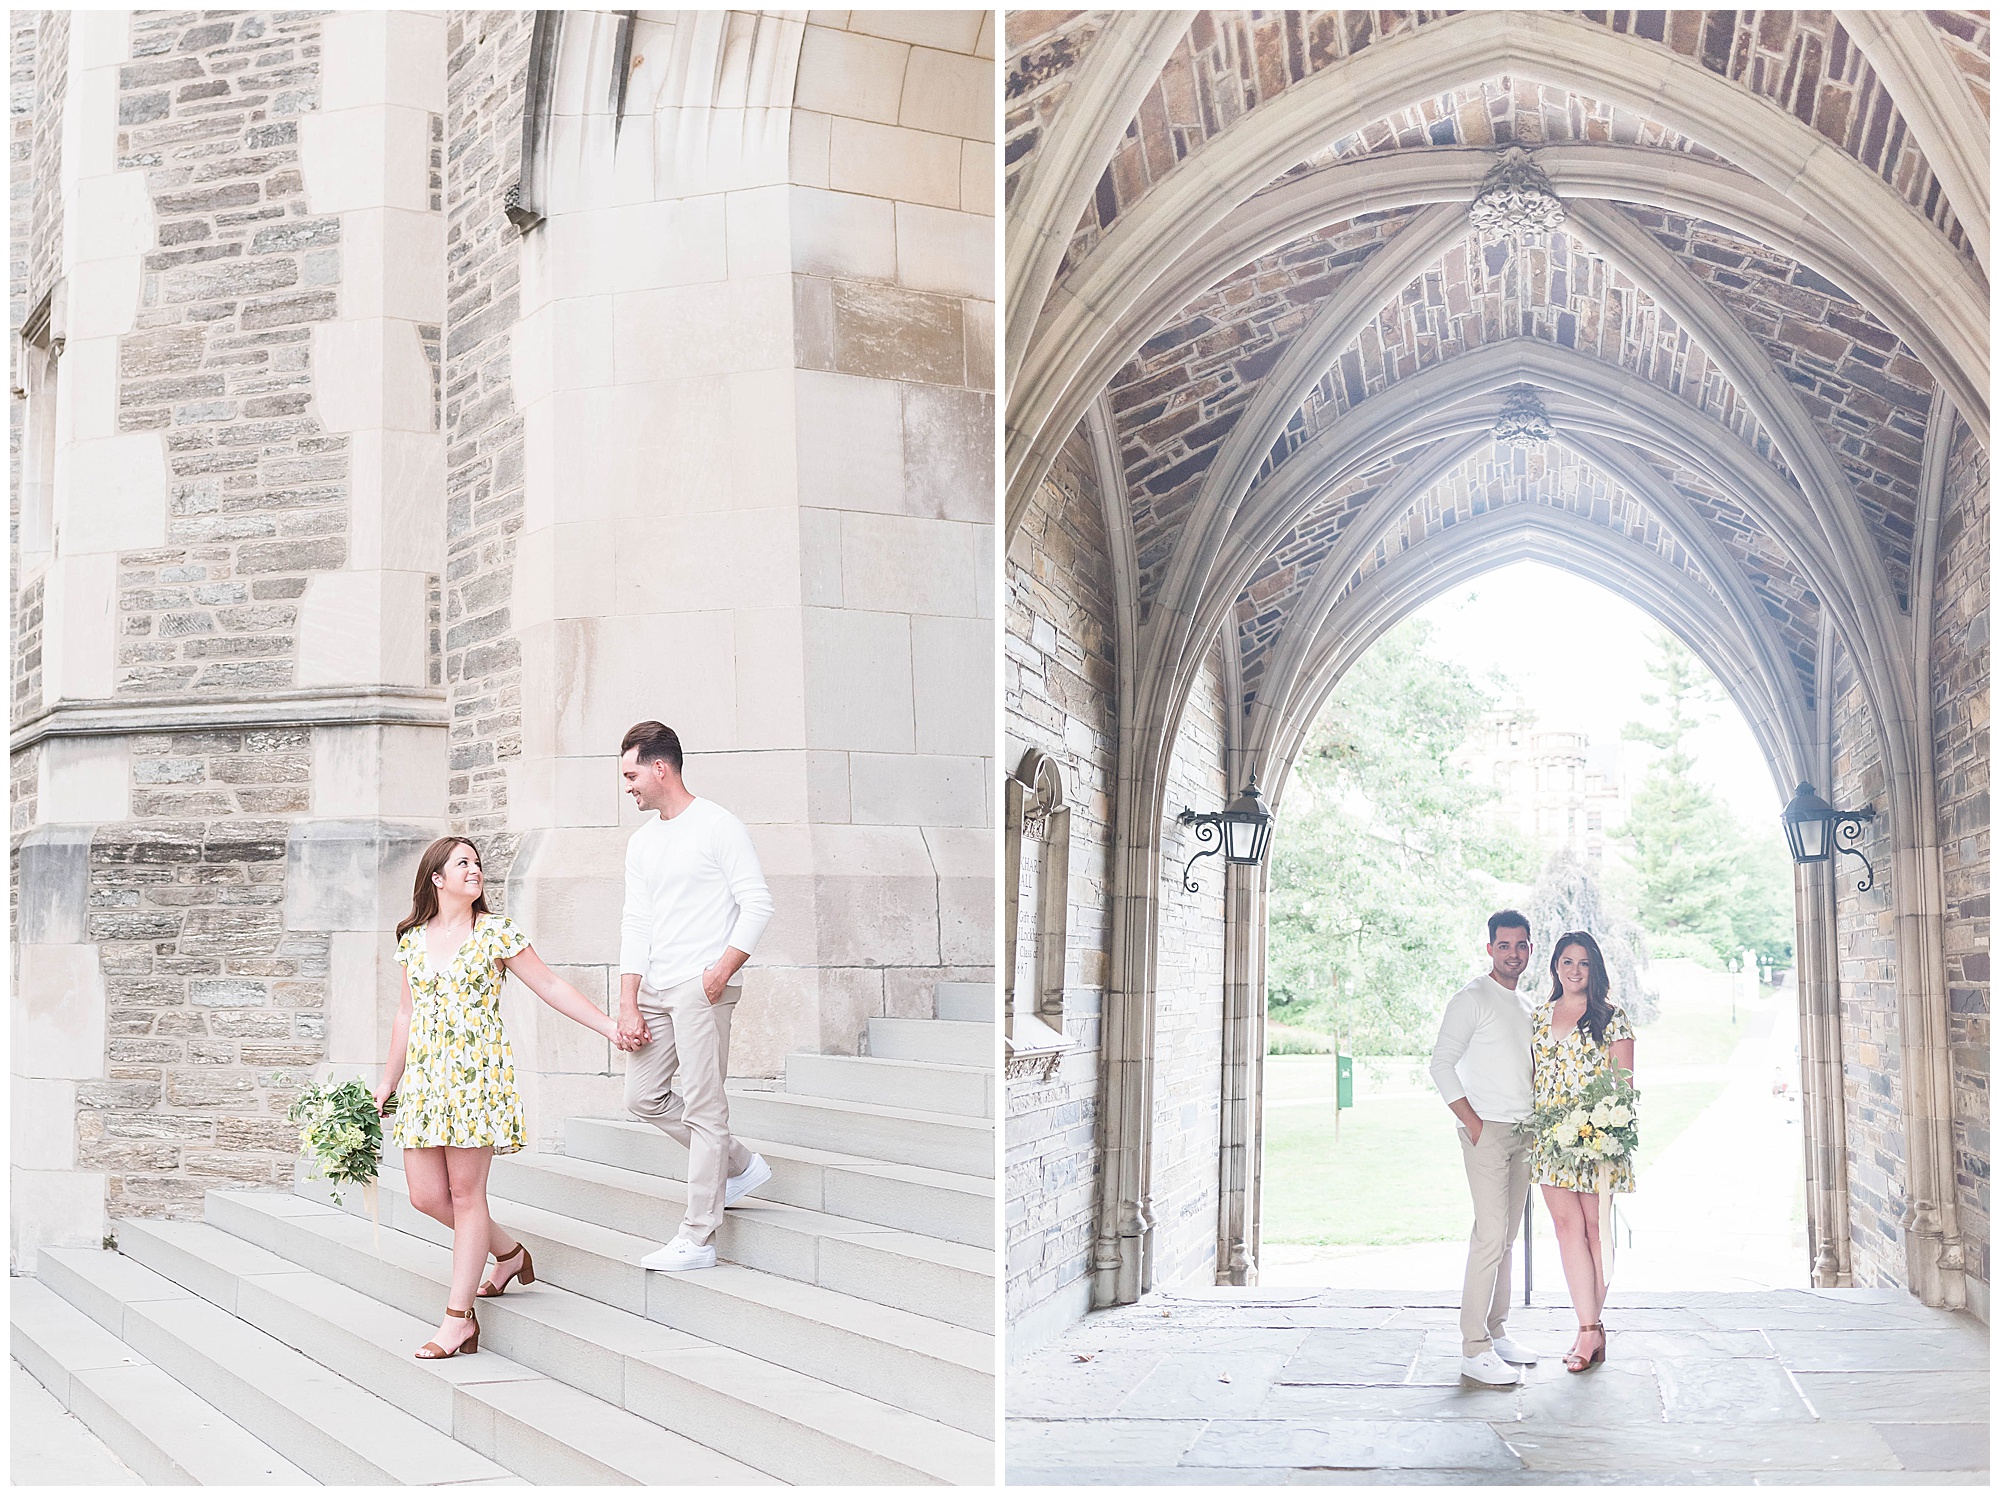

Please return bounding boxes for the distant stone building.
[11,9,997,1268]
[1005,9,1988,1355]
[1459,701,1629,868]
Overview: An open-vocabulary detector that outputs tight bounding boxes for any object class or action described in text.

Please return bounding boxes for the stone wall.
[440,9,531,870]
[1151,636,1229,1290]
[1059,12,1978,273]
[1001,10,1104,216]
[87,738,328,1215]
[11,7,998,1267]
[1933,413,1990,1308]
[1829,633,1905,1287]
[1004,429,1117,1349]
[114,9,349,699]
[23,11,65,306]
[1108,209,1420,614]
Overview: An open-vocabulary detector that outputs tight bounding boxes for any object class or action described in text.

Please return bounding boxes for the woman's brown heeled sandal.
[415,1304,479,1359]
[478,1240,534,1298]
[1564,1322,1606,1373]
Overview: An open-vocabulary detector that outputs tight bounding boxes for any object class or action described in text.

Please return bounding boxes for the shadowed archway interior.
[1003,8,1989,1355]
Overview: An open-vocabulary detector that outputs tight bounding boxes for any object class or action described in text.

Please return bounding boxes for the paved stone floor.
[1006,1285,1989,1484]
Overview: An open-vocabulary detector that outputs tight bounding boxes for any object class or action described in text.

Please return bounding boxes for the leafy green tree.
[1616,633,1795,969]
[1267,619,1531,1054]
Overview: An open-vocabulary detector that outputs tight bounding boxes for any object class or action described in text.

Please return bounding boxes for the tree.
[1616,632,1795,969]
[1526,849,1657,1024]
[1267,618,1532,1054]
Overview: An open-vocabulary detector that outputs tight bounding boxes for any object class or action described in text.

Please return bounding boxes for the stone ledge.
[10,688,448,754]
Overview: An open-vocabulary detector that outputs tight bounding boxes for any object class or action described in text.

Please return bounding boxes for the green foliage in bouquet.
[288,1079,392,1205]
[1516,1066,1640,1175]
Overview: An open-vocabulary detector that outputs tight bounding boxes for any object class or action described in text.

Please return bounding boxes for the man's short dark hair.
[620,720,683,773]
[1487,909,1531,943]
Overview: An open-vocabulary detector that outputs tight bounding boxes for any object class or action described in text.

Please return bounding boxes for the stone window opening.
[1005,747,1074,1082]
[15,282,63,571]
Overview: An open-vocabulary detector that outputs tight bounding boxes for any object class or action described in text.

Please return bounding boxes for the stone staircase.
[12,982,996,1485]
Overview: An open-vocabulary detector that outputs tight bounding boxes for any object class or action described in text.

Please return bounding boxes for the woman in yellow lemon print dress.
[375,837,640,1359]
[1530,930,1635,1374]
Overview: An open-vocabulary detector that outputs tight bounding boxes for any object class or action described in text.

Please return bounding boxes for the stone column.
[501,14,995,1148]
[289,11,450,1087]
[9,11,149,1270]
[1215,862,1264,1286]
[1794,857,1854,1286]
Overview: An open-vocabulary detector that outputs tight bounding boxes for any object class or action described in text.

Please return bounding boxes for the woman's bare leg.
[403,1146,454,1227]
[1540,1185,1605,1364]
[426,1147,506,1350]
[1579,1193,1609,1337]
[402,1144,520,1287]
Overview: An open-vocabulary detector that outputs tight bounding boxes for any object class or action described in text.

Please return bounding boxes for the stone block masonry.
[440,9,532,884]
[87,730,330,1215]
[1006,431,1118,1349]
[1933,414,1990,1304]
[113,11,351,699]
[1150,638,1229,1293]
[1056,12,1979,277]
[1830,635,1904,1289]
[1111,210,1421,616]
[12,9,1000,1265]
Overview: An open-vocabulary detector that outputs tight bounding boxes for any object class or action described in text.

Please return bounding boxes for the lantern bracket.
[1175,810,1223,894]
[1832,808,1877,892]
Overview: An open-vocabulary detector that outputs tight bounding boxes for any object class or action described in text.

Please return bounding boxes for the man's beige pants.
[625,976,752,1247]
[1458,1120,1532,1357]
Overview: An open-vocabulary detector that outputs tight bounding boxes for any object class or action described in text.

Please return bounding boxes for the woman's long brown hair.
[396,837,490,941]
[1547,930,1616,1048]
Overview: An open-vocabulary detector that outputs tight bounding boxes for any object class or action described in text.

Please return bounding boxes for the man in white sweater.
[1430,909,1540,1386]
[615,721,778,1271]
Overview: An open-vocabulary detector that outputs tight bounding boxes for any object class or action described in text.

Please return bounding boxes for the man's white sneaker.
[640,1236,716,1271]
[1459,1349,1522,1387]
[724,1153,773,1207]
[1492,1336,1539,1365]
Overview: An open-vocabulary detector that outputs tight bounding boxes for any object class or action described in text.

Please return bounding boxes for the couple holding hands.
[372,721,774,1359]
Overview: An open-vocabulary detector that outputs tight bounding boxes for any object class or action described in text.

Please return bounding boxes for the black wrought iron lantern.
[1781,780,1877,891]
[1177,773,1274,892]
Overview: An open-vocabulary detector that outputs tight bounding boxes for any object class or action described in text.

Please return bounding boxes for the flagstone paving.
[1006,1286,1989,1484]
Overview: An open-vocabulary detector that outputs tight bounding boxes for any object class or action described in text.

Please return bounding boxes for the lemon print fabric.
[392,912,530,1154]
[1529,1000,1637,1193]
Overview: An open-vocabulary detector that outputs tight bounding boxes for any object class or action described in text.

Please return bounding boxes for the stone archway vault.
[1005,9,1986,1342]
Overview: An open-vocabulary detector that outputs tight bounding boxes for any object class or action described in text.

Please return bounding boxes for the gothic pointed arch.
[1006,9,1989,1339]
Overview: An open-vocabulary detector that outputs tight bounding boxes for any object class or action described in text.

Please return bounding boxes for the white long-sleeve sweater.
[1428,972,1535,1124]
[618,798,774,990]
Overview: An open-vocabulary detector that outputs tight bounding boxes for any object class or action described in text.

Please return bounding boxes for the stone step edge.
[114,1216,774,1487]
[206,1189,994,1485]
[329,1158,994,1335]
[732,1085,995,1133]
[304,1169,992,1373]
[10,1275,315,1487]
[791,1053,991,1077]
[38,1245,511,1487]
[488,1151,995,1276]
[783,1054,996,1119]
[563,1115,993,1199]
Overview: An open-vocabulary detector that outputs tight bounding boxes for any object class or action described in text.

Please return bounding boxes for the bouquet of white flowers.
[288,1078,391,1206]
[1517,1065,1639,1284]
[1517,1066,1640,1175]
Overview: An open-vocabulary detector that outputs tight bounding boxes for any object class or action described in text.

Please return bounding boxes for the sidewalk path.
[1263,998,1805,1291]
[1009,1285,1988,1483]
[1614,997,1806,1290]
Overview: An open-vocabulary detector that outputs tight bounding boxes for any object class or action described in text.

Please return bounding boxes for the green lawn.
[1634,999,1761,1068]
[1262,996,1760,1247]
